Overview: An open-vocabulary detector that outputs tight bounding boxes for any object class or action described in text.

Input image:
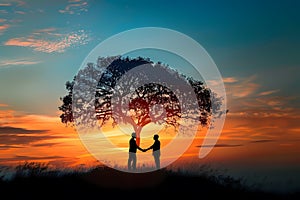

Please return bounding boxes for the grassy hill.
[0,162,299,199]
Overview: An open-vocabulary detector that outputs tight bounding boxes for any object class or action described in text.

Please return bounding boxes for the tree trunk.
[133,125,142,146]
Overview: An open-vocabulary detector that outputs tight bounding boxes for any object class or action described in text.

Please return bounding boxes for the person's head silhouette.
[131,132,136,138]
[153,134,159,140]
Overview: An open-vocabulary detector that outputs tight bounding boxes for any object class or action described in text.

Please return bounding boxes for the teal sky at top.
[0,0,299,115]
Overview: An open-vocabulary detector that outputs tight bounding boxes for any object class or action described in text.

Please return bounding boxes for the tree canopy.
[59,56,222,145]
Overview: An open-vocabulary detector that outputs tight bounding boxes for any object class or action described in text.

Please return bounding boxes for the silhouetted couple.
[128,132,161,171]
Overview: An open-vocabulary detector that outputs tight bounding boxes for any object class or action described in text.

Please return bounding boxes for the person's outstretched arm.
[145,143,154,151]
[136,143,145,152]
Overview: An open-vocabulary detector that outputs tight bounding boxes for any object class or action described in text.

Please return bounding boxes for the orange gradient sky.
[1,75,299,172]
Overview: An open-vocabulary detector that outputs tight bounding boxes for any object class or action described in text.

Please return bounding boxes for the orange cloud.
[0,24,9,32]
[5,29,89,53]
[33,27,57,34]
[225,75,259,98]
[0,59,41,67]
[223,77,238,83]
[259,89,280,96]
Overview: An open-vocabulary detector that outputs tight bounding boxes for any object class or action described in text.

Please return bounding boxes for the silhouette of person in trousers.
[128,132,144,171]
[145,134,161,169]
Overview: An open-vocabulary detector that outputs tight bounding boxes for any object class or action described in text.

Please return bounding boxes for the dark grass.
[0,162,299,199]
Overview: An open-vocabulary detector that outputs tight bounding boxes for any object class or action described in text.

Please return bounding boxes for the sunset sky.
[0,0,299,193]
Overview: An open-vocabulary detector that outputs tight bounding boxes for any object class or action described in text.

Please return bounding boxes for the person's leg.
[132,153,137,170]
[128,153,132,170]
[154,155,160,169]
[156,156,160,169]
[153,151,160,169]
[128,152,134,170]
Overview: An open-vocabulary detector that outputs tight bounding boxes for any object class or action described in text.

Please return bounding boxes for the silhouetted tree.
[59,56,222,145]
[58,78,75,126]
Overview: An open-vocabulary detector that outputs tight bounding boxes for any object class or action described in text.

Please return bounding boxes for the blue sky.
[0,0,299,115]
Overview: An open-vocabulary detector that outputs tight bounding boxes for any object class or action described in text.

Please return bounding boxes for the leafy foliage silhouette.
[59,56,223,145]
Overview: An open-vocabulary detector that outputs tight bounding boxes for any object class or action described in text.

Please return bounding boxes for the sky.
[0,0,300,193]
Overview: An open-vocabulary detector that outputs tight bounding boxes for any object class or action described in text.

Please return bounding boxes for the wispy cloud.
[0,0,27,20]
[15,0,26,7]
[0,24,9,30]
[223,77,238,83]
[59,0,88,15]
[0,10,8,14]
[0,59,41,67]
[4,29,90,53]
[0,24,9,34]
[14,10,25,14]
[226,75,259,98]
[0,0,25,7]
[0,103,8,107]
[0,0,26,35]
[259,90,280,96]
[0,3,11,7]
[207,75,258,99]
[33,27,57,34]
[221,74,300,121]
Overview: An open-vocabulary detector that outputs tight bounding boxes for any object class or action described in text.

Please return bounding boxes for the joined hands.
[142,148,149,152]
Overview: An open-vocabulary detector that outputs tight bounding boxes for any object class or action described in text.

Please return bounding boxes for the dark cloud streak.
[0,134,60,145]
[249,139,275,143]
[31,142,60,147]
[196,139,277,149]
[196,144,243,148]
[0,145,23,149]
[0,126,48,134]
[0,155,64,162]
